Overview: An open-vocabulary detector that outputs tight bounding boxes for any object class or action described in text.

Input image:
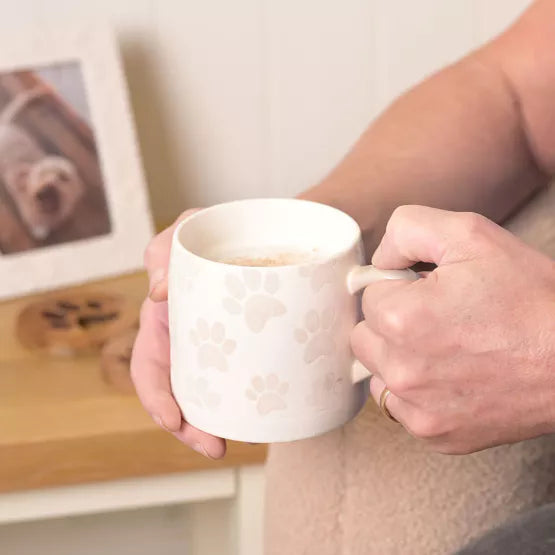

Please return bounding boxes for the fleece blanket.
[265,184,555,555]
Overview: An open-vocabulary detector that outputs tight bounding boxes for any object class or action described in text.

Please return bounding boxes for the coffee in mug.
[215,247,318,267]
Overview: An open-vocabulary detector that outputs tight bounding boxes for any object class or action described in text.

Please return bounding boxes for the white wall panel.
[0,0,534,222]
[373,0,476,110]
[475,0,532,43]
[263,0,375,197]
[151,1,266,210]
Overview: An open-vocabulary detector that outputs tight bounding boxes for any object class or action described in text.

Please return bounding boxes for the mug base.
[181,400,367,444]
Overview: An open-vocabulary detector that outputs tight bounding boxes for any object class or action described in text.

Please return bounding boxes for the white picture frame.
[0,25,154,300]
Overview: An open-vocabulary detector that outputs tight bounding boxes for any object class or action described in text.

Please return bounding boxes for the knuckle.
[180,208,199,220]
[361,287,372,316]
[384,206,413,242]
[389,205,414,225]
[456,212,490,239]
[350,323,381,372]
[375,300,404,335]
[375,300,414,338]
[128,341,143,381]
[129,356,141,386]
[129,361,139,384]
[143,238,160,269]
[350,322,368,354]
[386,205,425,237]
[385,364,416,395]
[361,286,382,321]
[407,412,443,440]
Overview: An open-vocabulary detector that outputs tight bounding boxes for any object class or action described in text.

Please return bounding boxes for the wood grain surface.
[0,272,266,493]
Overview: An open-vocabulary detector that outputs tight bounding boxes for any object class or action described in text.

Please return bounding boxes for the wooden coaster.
[17,292,139,356]
[100,327,138,394]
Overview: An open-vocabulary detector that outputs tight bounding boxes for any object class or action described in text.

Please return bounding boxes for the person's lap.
[264,402,555,555]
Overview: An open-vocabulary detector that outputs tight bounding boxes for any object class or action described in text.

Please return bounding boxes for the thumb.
[145,208,200,301]
[372,205,489,269]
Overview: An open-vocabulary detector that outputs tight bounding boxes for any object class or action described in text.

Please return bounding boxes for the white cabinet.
[0,466,265,555]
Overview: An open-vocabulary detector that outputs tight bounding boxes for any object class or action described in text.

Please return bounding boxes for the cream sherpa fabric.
[265,185,555,555]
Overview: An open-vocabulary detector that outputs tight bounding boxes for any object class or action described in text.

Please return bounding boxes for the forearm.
[301,6,554,251]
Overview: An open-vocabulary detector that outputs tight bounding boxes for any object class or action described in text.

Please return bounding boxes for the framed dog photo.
[0,26,154,300]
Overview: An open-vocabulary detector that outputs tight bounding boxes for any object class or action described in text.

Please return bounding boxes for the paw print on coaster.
[223,269,286,333]
[246,374,289,415]
[190,319,236,372]
[184,376,221,410]
[294,307,336,363]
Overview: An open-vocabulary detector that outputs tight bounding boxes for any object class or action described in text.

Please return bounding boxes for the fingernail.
[193,442,212,459]
[153,414,169,432]
[149,268,165,297]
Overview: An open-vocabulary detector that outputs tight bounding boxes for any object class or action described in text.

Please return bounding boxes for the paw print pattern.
[184,376,221,410]
[246,374,289,415]
[223,269,286,333]
[299,264,335,292]
[190,319,236,372]
[305,371,344,409]
[294,308,336,363]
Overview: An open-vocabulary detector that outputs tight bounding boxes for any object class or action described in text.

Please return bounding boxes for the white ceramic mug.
[168,198,417,443]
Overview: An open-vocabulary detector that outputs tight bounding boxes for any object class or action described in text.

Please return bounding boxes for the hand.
[351,205,555,454]
[130,209,226,459]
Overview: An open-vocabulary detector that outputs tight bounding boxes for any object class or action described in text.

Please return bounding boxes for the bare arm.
[301,0,555,251]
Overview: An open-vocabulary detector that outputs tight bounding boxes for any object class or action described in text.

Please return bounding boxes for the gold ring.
[379,388,398,423]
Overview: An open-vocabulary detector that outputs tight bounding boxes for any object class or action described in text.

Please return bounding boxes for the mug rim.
[172,197,362,269]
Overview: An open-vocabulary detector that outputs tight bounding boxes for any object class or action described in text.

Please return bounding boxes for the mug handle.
[347,265,420,384]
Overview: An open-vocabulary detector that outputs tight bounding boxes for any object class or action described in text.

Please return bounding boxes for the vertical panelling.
[0,0,38,31]
[28,0,152,31]
[263,0,375,197]
[0,0,534,221]
[373,0,477,111]
[474,0,531,43]
[152,1,266,211]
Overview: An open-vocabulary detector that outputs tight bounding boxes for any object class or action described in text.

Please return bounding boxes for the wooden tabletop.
[0,272,266,494]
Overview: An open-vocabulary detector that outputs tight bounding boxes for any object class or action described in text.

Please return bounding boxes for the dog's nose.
[35,184,60,213]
